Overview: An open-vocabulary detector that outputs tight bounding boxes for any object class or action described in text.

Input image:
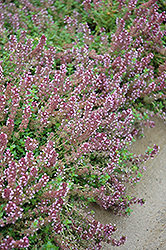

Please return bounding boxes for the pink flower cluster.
[0,236,29,250]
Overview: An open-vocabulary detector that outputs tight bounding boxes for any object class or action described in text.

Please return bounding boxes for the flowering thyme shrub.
[0,0,165,249]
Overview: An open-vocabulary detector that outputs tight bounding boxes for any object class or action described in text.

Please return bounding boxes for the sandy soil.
[89,116,166,250]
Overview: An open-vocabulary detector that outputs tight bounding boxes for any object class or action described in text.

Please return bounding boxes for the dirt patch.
[89,116,166,250]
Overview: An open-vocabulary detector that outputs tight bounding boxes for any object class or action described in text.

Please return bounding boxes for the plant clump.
[0,0,165,249]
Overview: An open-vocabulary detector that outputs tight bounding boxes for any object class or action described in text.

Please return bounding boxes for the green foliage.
[42,241,59,250]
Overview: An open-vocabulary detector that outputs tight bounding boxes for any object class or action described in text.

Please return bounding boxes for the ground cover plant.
[0,0,165,249]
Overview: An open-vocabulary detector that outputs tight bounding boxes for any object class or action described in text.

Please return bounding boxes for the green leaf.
[137,172,142,178]
[125,207,133,215]
[0,204,5,212]
[33,220,38,227]
[10,145,16,150]
[63,219,72,226]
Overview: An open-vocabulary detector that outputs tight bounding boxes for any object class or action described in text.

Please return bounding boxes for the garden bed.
[0,1,165,249]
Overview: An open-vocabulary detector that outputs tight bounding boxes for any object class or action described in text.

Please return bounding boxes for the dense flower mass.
[0,0,165,249]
